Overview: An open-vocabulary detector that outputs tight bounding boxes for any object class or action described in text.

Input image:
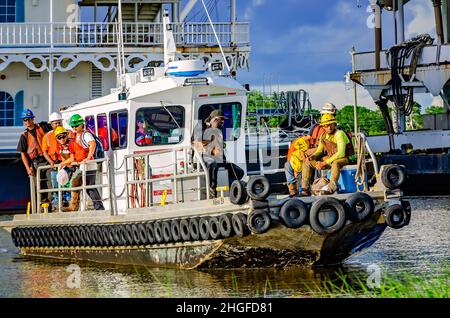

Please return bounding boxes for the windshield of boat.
[135,106,185,147]
[197,102,242,141]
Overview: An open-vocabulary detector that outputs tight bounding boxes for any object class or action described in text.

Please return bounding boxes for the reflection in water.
[0,198,449,298]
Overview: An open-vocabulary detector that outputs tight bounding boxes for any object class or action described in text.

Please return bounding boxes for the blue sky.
[190,0,437,109]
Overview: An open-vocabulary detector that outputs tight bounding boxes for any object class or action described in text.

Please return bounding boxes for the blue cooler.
[326,165,367,193]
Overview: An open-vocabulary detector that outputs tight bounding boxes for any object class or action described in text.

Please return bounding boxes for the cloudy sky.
[197,0,439,110]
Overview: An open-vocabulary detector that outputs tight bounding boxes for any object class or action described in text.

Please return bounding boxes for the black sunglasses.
[57,134,68,140]
[23,118,32,122]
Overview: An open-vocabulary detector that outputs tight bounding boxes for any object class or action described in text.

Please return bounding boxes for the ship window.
[110,110,128,149]
[197,102,242,141]
[135,106,184,147]
[96,113,109,151]
[85,115,95,135]
[0,91,14,127]
[0,0,16,23]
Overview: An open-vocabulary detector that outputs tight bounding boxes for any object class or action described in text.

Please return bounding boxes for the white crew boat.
[0,11,412,269]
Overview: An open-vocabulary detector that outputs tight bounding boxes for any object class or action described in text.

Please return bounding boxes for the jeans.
[284,161,300,185]
[86,170,105,210]
[49,169,71,207]
[301,157,350,192]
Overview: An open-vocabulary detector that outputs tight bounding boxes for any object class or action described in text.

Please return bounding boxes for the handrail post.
[173,149,178,204]
[125,157,130,210]
[58,170,62,212]
[36,167,41,213]
[29,175,37,214]
[82,164,87,212]
[145,155,149,208]
[107,158,115,216]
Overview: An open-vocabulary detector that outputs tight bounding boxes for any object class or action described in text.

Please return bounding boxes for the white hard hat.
[57,169,69,186]
[49,112,63,122]
[321,102,337,115]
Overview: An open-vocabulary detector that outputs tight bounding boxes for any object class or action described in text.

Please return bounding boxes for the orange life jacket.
[43,131,59,161]
[309,124,325,149]
[23,126,45,160]
[69,135,90,162]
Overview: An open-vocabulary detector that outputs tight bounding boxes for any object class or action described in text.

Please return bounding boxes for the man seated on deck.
[193,110,244,198]
[284,103,338,196]
[299,113,354,196]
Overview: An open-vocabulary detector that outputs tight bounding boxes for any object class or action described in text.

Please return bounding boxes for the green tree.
[425,105,445,114]
[336,105,387,136]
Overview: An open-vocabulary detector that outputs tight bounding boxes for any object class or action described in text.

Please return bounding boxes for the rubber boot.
[298,188,311,197]
[288,183,298,197]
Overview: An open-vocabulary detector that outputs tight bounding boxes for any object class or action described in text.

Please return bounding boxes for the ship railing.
[123,145,210,210]
[33,158,114,215]
[0,22,250,47]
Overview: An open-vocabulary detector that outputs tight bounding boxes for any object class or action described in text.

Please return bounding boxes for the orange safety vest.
[69,134,90,162]
[309,124,325,149]
[23,126,46,160]
[43,131,59,161]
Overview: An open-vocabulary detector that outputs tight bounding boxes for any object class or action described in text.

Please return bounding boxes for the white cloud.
[244,0,266,20]
[405,1,435,39]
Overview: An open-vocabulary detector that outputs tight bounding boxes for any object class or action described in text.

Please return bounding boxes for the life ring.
[153,221,164,244]
[345,192,375,222]
[384,204,411,229]
[279,199,309,228]
[170,220,181,242]
[161,221,172,243]
[189,217,200,241]
[232,213,249,237]
[199,217,211,240]
[381,165,407,190]
[246,176,271,201]
[208,216,222,240]
[230,180,248,205]
[145,222,155,244]
[247,209,271,234]
[219,213,233,238]
[179,219,191,242]
[309,197,347,235]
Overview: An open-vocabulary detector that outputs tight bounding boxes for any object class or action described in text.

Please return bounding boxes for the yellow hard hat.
[54,126,68,137]
[320,113,337,126]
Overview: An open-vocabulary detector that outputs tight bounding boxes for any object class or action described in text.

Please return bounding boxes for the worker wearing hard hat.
[284,103,338,196]
[299,113,354,196]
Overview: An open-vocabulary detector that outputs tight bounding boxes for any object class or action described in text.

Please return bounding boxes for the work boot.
[67,192,80,212]
[298,188,311,197]
[288,183,298,197]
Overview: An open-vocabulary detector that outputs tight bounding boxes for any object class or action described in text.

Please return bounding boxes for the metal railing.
[34,158,114,215]
[124,145,210,209]
[0,22,250,47]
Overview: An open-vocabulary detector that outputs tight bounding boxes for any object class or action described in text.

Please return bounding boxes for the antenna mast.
[116,0,126,92]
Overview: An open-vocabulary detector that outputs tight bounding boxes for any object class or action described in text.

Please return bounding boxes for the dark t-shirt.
[17,127,39,153]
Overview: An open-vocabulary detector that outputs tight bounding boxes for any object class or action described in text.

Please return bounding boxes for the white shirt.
[78,131,97,171]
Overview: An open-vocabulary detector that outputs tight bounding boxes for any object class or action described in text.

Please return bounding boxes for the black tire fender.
[247,209,271,234]
[153,221,164,244]
[345,192,375,222]
[279,199,309,228]
[208,216,222,240]
[161,221,172,243]
[232,213,250,237]
[189,217,200,241]
[137,223,148,245]
[179,219,191,242]
[145,222,155,244]
[246,176,271,201]
[385,204,410,229]
[309,197,347,235]
[230,180,248,205]
[381,165,407,190]
[219,213,233,238]
[199,217,211,240]
[123,224,134,246]
[170,220,181,242]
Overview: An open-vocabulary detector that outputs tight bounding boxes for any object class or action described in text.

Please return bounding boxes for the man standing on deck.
[299,113,354,196]
[42,112,66,210]
[16,108,51,206]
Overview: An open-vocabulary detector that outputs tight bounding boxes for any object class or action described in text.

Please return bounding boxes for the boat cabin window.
[110,110,128,149]
[198,102,242,141]
[97,113,109,151]
[85,115,96,135]
[135,106,184,147]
